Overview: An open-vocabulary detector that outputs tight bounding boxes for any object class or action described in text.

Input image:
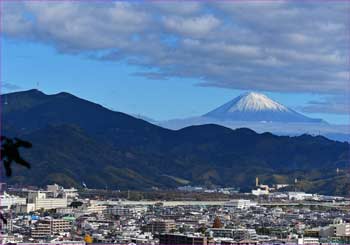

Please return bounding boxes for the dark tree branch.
[1,136,32,177]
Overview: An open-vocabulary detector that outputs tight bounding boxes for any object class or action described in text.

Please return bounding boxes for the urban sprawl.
[0,181,349,245]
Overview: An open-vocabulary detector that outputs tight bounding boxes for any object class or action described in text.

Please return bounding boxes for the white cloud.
[302,95,350,115]
[2,1,349,113]
[163,15,220,37]
[150,2,201,15]
[286,33,318,45]
[2,82,22,91]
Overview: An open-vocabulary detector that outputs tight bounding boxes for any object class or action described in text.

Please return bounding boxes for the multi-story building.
[224,200,257,210]
[335,222,350,236]
[206,228,258,241]
[142,219,176,233]
[297,237,319,245]
[320,219,350,237]
[0,192,26,209]
[31,221,52,239]
[221,240,258,245]
[14,203,36,213]
[75,200,107,216]
[31,219,72,239]
[288,192,313,201]
[47,184,78,199]
[51,219,72,233]
[28,191,68,210]
[251,187,269,196]
[159,233,209,245]
[106,205,146,216]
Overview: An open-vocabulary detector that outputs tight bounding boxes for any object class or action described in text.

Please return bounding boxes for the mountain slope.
[2,89,171,150]
[204,92,324,123]
[2,90,349,195]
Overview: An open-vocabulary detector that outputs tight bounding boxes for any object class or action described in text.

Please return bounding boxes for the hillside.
[2,90,349,195]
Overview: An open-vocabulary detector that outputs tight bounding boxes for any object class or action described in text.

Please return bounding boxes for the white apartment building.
[251,188,269,196]
[28,191,68,210]
[288,192,313,201]
[320,219,350,238]
[297,237,319,245]
[335,222,350,236]
[106,205,147,216]
[206,228,258,241]
[71,200,107,217]
[47,184,78,199]
[224,199,257,209]
[0,192,26,209]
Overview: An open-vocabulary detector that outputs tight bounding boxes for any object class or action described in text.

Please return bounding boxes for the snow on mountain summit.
[204,92,324,123]
[228,92,288,112]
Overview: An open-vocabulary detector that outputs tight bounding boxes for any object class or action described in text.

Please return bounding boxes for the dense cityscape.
[1,181,349,245]
[2,1,350,245]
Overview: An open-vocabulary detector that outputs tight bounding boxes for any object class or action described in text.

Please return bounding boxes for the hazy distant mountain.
[2,90,349,195]
[158,92,348,142]
[204,92,324,123]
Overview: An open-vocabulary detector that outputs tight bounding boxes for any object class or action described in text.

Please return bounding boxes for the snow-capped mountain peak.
[229,92,288,112]
[203,92,324,123]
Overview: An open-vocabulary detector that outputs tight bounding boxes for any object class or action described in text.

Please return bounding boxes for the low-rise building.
[288,192,313,201]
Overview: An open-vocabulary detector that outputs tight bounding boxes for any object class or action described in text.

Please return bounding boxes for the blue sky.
[2,1,349,124]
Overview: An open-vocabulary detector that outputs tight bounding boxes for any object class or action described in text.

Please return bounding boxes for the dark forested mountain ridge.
[2,90,349,195]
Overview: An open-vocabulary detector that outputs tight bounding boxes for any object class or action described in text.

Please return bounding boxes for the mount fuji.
[158,92,349,142]
[204,92,324,123]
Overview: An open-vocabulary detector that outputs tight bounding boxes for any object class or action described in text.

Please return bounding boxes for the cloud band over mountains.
[2,1,350,114]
